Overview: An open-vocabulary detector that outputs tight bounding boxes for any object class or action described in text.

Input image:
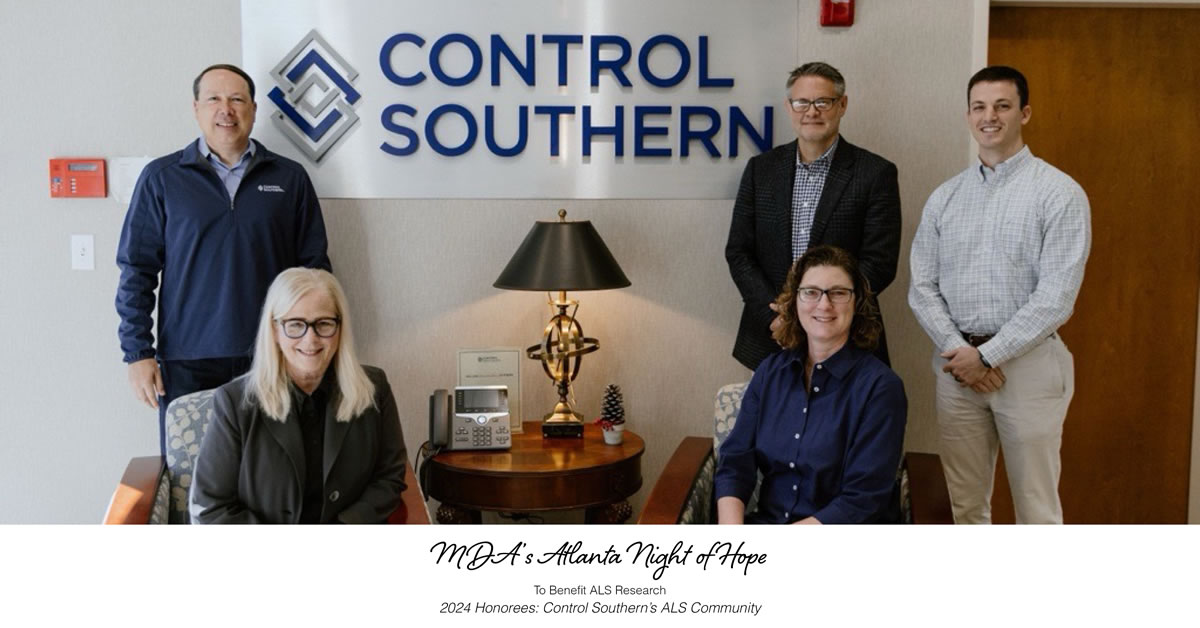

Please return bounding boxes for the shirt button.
[802,202,809,208]
[803,407,807,413]
[816,364,822,370]
[793,485,798,491]
[329,490,340,503]
[789,462,795,469]
[813,386,820,393]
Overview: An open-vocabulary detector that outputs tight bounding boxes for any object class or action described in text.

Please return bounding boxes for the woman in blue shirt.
[716,245,907,524]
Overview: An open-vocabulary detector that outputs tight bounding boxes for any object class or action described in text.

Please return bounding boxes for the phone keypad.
[451,414,510,449]
[469,425,488,446]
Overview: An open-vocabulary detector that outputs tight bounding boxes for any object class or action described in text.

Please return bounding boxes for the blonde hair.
[246,268,375,422]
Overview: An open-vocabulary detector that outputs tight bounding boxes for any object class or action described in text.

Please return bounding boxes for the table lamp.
[494,209,631,438]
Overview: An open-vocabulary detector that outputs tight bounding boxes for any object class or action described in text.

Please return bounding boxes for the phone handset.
[419,389,452,501]
[428,389,451,447]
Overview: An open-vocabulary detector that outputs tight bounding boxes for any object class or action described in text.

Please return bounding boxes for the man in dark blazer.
[726,62,901,371]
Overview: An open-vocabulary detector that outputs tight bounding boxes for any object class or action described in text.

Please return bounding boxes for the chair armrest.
[387,461,431,524]
[103,456,165,524]
[904,452,954,524]
[638,436,713,524]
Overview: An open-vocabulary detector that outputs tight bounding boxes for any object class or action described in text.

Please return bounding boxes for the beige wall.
[0,0,976,522]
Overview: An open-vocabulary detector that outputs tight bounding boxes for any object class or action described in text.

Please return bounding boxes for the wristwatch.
[979,351,992,369]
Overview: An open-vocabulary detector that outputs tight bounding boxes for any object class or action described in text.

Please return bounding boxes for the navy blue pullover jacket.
[116,139,331,363]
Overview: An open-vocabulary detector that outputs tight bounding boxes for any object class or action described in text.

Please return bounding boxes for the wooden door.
[986,7,1200,523]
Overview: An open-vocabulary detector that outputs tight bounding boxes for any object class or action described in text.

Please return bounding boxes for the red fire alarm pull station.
[820,0,855,27]
[49,158,107,198]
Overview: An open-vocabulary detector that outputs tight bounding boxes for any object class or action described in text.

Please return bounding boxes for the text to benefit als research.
[428,538,768,617]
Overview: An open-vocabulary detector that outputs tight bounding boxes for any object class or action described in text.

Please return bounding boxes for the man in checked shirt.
[909,66,1091,524]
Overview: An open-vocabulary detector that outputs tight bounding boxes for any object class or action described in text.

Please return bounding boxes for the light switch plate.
[71,234,94,270]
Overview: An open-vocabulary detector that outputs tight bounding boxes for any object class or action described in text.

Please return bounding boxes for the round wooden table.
[427,422,644,524]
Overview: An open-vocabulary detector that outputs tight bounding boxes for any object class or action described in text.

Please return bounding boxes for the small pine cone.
[601,384,625,424]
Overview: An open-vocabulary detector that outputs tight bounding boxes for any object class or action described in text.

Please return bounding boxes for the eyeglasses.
[276,317,340,339]
[788,97,839,113]
[798,287,854,304]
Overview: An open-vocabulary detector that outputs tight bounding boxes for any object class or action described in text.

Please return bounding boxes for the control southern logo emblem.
[267,30,360,163]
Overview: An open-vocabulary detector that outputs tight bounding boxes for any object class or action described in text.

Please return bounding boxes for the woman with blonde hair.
[191,268,406,523]
[715,245,906,524]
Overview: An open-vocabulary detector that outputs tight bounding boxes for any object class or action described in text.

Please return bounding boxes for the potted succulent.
[596,384,626,445]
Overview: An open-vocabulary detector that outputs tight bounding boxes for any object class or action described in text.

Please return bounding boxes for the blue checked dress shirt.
[790,139,838,259]
[908,146,1091,366]
[197,137,255,201]
[714,344,907,524]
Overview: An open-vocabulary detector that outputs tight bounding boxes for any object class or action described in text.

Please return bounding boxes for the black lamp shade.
[494,219,631,291]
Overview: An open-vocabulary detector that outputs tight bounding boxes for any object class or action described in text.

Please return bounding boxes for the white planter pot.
[602,424,625,445]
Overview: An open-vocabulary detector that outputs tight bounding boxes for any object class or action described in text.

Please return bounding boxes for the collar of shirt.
[289,366,338,408]
[197,137,255,172]
[795,137,839,171]
[774,340,865,381]
[976,144,1031,184]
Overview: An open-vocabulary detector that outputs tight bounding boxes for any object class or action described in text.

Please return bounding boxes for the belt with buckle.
[962,332,993,347]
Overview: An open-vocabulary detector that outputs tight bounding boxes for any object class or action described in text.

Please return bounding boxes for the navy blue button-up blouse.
[714,344,907,524]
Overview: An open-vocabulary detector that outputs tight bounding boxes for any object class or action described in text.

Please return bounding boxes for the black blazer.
[190,365,407,524]
[725,137,901,370]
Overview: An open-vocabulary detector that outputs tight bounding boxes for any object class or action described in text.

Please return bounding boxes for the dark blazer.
[725,137,901,370]
[190,365,407,524]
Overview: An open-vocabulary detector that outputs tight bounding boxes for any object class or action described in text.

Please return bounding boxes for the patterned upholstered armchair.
[638,382,954,524]
[103,388,430,524]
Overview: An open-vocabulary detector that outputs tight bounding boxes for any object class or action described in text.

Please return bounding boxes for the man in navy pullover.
[116,64,331,453]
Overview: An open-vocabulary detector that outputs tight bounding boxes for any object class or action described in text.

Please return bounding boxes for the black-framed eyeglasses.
[276,317,341,338]
[798,287,854,304]
[788,97,839,113]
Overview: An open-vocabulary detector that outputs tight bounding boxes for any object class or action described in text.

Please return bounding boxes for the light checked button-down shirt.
[908,146,1091,366]
[197,137,255,202]
[791,138,838,260]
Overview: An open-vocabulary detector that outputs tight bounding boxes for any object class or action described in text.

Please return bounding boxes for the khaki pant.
[933,335,1075,524]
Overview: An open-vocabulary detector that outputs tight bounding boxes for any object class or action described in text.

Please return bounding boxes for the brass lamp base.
[527,291,598,439]
[542,400,584,438]
[545,400,584,423]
